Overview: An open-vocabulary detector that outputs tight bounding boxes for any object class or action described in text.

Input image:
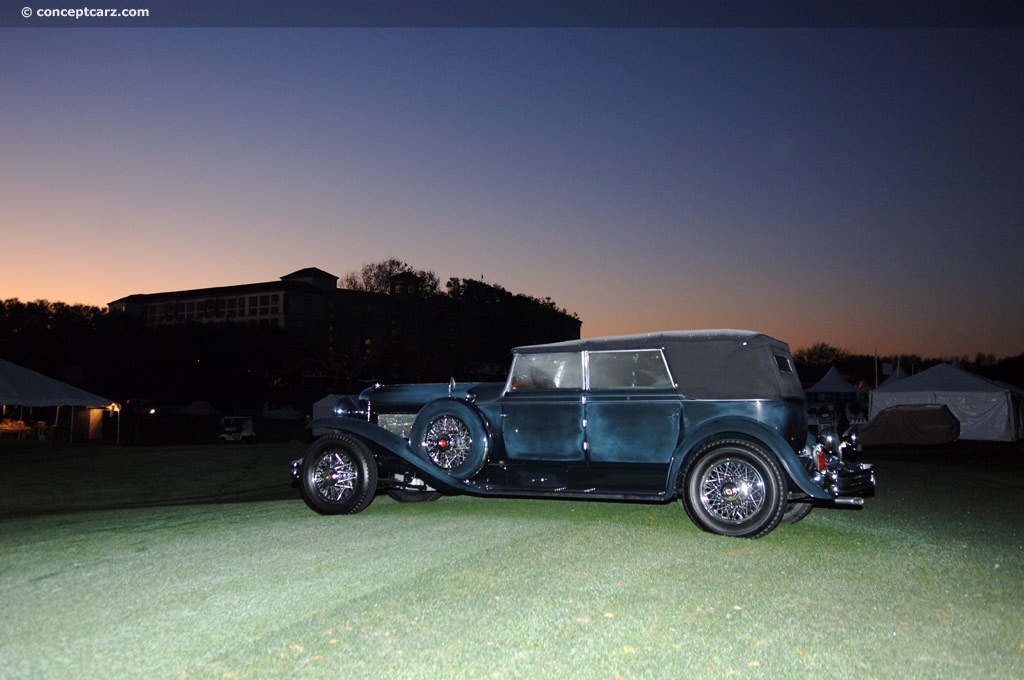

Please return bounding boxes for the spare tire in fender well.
[409,398,490,480]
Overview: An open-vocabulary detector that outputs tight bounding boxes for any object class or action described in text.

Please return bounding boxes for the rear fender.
[671,417,830,500]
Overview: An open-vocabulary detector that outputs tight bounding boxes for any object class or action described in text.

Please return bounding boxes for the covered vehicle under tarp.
[858,404,960,446]
[869,363,1022,441]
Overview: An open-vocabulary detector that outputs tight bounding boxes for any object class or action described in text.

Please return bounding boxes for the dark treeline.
[1,267,580,413]
[0,298,298,410]
[3,295,1021,415]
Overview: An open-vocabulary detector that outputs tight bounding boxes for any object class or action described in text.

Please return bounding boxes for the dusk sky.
[3,4,1022,358]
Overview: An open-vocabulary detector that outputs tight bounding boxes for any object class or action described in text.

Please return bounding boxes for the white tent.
[806,365,861,403]
[0,358,119,441]
[879,364,910,387]
[870,363,1023,441]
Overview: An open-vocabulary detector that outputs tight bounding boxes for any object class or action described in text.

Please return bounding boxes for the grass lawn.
[0,440,1021,679]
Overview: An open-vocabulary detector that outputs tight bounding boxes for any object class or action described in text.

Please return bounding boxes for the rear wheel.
[681,439,786,538]
[299,435,378,514]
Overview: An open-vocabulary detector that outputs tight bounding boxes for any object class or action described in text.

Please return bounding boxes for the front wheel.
[680,439,786,539]
[299,434,378,515]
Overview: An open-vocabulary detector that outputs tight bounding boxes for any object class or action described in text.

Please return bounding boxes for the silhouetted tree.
[793,343,850,367]
[340,259,440,296]
[0,298,109,387]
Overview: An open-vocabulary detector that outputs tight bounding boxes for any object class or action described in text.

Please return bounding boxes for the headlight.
[332,396,363,418]
[333,399,351,417]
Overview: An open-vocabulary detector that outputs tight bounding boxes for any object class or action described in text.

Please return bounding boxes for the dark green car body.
[295,330,874,538]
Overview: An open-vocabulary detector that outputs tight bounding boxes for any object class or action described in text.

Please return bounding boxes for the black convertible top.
[514,330,804,400]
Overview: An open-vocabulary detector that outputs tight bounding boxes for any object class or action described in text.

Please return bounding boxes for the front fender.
[671,417,830,500]
[305,417,474,495]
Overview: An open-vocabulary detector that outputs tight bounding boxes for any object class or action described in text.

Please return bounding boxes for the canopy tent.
[870,363,1023,441]
[879,364,910,387]
[0,358,119,441]
[806,365,862,403]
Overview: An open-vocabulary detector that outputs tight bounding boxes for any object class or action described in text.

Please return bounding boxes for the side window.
[774,354,794,373]
[508,352,583,390]
[588,350,673,390]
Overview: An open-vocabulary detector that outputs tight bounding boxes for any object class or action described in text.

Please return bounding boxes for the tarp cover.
[0,358,115,408]
[870,363,1021,441]
[858,404,960,446]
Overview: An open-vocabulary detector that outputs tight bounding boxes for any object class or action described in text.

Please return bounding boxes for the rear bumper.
[818,462,876,500]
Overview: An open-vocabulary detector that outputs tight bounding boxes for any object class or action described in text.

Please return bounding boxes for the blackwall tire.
[781,500,814,524]
[387,489,443,503]
[409,400,489,480]
[681,439,786,539]
[299,434,378,515]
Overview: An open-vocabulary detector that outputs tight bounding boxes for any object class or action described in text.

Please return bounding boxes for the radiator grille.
[378,413,416,439]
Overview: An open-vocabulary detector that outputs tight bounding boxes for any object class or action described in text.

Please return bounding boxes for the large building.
[108,267,339,334]
[109,268,581,385]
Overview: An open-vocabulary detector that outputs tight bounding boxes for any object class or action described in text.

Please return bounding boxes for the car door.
[584,349,681,464]
[501,351,586,461]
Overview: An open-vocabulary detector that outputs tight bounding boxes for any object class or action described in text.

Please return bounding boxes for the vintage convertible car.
[292,330,874,538]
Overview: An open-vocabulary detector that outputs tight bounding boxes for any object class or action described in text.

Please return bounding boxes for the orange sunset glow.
[3,18,1022,359]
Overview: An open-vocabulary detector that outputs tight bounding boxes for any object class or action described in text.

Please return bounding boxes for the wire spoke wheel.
[409,400,489,480]
[312,451,359,502]
[699,457,765,523]
[681,439,786,538]
[299,435,378,515]
[423,415,473,470]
